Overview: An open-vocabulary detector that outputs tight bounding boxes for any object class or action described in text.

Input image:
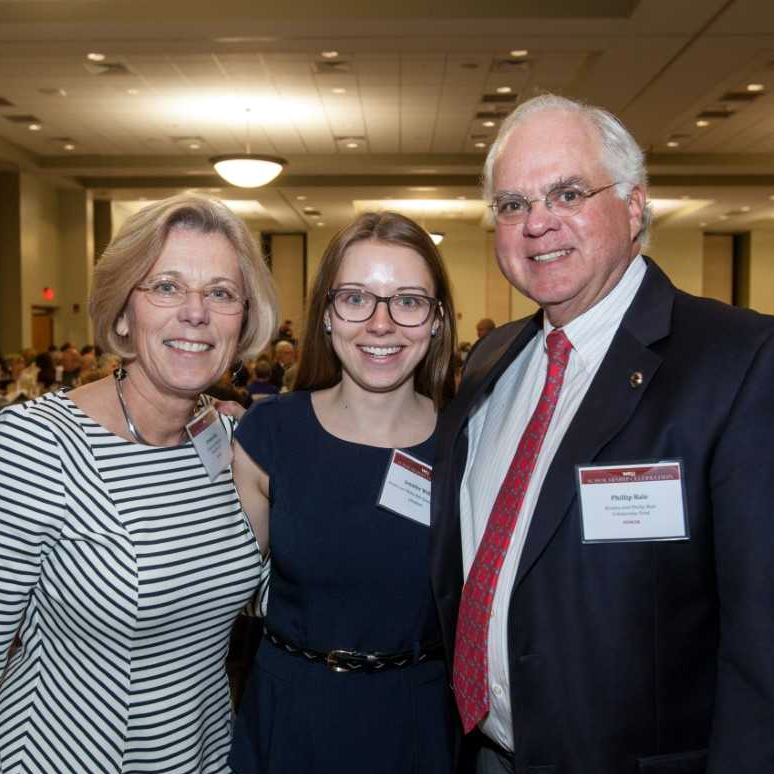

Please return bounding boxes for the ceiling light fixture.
[64,143,75,151]
[87,52,105,62]
[127,88,139,95]
[332,88,346,94]
[496,86,512,94]
[345,141,359,148]
[28,123,42,131]
[474,141,487,148]
[696,119,710,127]
[747,83,765,92]
[320,50,339,59]
[483,120,495,127]
[510,49,529,57]
[429,232,444,246]
[210,108,287,188]
[296,195,307,201]
[666,140,680,148]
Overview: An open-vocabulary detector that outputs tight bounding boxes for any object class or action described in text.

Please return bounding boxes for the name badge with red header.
[186,406,232,482]
[576,460,688,543]
[377,449,432,527]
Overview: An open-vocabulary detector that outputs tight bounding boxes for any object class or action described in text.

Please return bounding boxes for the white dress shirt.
[459,255,647,750]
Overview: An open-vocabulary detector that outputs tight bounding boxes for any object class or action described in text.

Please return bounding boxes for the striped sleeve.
[0,404,67,676]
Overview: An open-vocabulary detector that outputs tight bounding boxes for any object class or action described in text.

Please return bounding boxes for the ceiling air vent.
[4,114,41,123]
[482,93,517,104]
[84,61,133,77]
[491,59,530,73]
[313,60,352,75]
[719,91,761,102]
[696,109,735,119]
[475,110,510,120]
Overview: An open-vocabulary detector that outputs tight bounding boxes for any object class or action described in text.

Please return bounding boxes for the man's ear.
[627,185,647,243]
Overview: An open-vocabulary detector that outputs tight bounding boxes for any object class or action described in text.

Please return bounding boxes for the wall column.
[747,230,774,315]
[0,170,22,354]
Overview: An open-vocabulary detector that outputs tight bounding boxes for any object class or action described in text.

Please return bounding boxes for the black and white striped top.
[0,390,262,774]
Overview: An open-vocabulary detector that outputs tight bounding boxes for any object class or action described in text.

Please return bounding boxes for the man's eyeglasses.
[490,182,620,225]
[327,289,439,327]
[136,279,248,315]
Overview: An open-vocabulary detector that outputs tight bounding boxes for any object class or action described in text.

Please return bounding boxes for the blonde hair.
[89,193,277,360]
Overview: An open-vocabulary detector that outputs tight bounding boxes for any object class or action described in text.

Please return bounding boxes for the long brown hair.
[294,211,457,409]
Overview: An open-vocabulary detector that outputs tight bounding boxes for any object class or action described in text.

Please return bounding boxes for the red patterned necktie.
[453,328,573,733]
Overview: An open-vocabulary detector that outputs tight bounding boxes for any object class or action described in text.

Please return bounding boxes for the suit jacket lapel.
[514,258,675,589]
[430,313,541,620]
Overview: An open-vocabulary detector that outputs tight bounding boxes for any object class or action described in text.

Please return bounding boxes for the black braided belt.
[263,625,444,673]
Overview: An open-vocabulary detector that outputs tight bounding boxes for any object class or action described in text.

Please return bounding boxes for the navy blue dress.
[229,391,453,774]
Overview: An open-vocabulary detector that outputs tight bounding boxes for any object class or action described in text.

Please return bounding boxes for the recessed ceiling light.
[496,86,512,94]
[127,88,139,95]
[408,186,437,192]
[188,143,201,150]
[296,195,307,201]
[747,83,765,92]
[332,88,346,94]
[302,206,315,213]
[320,50,339,59]
[510,49,529,58]
[483,120,496,128]
[474,141,487,148]
[345,141,359,149]
[696,119,710,127]
[316,221,326,226]
[666,140,680,148]
[64,143,75,151]
[741,205,751,212]
[87,52,105,62]
[28,123,42,131]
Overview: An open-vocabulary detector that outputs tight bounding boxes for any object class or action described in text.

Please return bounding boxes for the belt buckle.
[325,649,356,672]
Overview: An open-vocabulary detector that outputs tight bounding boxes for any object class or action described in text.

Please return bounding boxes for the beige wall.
[59,189,94,347]
[647,227,704,297]
[20,173,62,348]
[271,233,306,337]
[748,230,774,315]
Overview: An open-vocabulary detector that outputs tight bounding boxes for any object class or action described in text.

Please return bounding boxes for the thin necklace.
[114,369,152,445]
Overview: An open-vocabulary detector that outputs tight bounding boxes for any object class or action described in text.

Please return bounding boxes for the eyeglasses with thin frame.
[135,278,248,315]
[327,288,439,327]
[490,181,620,225]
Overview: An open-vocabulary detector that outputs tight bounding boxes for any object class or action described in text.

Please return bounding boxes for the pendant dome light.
[210,108,287,188]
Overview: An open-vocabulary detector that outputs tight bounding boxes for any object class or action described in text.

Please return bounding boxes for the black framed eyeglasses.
[327,288,439,327]
[490,181,620,225]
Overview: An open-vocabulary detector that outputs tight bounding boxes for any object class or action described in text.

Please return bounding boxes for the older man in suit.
[430,94,774,774]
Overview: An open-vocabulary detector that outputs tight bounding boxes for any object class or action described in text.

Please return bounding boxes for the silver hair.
[482,93,653,248]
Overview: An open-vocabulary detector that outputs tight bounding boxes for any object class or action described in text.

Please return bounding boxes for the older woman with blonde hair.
[0,194,276,774]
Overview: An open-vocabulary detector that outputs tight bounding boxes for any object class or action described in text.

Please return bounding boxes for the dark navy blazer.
[430,258,774,774]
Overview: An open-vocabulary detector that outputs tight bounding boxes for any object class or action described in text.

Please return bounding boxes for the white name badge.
[186,406,232,482]
[377,449,432,527]
[577,461,688,543]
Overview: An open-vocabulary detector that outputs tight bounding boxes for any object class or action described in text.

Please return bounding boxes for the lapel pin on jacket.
[629,371,644,389]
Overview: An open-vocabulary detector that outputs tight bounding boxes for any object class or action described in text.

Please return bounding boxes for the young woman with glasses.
[229,211,458,774]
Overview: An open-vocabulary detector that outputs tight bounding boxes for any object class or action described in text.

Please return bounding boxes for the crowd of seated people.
[0,344,120,407]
